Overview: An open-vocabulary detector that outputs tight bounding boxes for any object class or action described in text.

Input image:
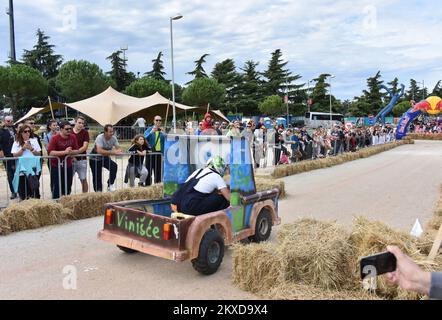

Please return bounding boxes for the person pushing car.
[171,156,230,216]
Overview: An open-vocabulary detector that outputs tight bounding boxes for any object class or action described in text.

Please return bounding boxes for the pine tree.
[22,29,63,79]
[405,79,421,102]
[262,49,304,116]
[186,54,209,84]
[432,80,442,97]
[387,77,400,95]
[146,51,166,81]
[106,50,132,91]
[211,59,241,113]
[362,71,386,115]
[310,74,334,113]
[233,60,263,115]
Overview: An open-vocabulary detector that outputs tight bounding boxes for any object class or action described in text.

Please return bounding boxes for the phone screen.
[360,251,397,279]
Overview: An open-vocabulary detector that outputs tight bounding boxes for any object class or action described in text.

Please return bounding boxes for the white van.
[304,112,344,128]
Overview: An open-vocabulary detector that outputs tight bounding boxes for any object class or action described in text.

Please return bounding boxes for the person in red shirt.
[47,121,80,199]
[201,112,213,133]
[72,116,90,193]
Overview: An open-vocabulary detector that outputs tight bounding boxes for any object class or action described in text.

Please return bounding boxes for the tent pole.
[165,101,170,130]
[207,103,210,113]
[65,105,68,119]
[48,96,55,120]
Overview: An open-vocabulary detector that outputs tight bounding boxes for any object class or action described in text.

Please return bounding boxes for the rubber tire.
[249,208,272,243]
[191,229,224,275]
[117,245,138,254]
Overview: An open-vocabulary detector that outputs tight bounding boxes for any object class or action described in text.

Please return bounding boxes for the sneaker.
[107,185,116,192]
[10,193,17,200]
[138,182,144,187]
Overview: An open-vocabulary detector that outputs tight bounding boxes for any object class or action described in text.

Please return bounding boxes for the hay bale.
[59,192,114,220]
[231,242,282,293]
[113,184,164,202]
[0,212,11,235]
[262,283,382,300]
[255,177,286,198]
[277,219,357,290]
[59,184,164,220]
[0,199,68,233]
[350,216,419,258]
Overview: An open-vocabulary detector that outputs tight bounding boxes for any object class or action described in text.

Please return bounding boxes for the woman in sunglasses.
[11,125,42,200]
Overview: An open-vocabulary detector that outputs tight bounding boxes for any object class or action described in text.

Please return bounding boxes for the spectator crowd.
[0,112,439,203]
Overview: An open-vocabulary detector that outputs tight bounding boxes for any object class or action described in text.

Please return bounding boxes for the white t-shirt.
[134,118,146,128]
[11,138,41,157]
[185,167,227,194]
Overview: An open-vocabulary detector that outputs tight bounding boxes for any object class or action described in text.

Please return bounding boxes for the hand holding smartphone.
[360,251,397,279]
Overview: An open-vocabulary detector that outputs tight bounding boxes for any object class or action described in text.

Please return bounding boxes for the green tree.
[182,77,225,108]
[106,50,133,91]
[336,99,352,116]
[348,97,371,117]
[146,52,166,81]
[432,80,442,97]
[392,101,411,117]
[124,77,172,98]
[235,60,263,115]
[258,95,284,116]
[361,71,386,115]
[186,54,209,84]
[309,74,337,113]
[145,51,166,81]
[55,60,113,102]
[405,79,421,102]
[22,29,63,80]
[0,64,48,118]
[211,59,241,113]
[387,77,400,95]
[262,49,303,97]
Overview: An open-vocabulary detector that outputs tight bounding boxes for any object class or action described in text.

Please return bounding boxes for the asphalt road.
[1,140,441,299]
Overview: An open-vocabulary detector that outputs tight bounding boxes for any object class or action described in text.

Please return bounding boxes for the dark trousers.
[274,147,282,166]
[181,191,230,216]
[51,165,73,199]
[4,160,16,194]
[89,157,118,192]
[145,153,162,185]
[18,175,40,200]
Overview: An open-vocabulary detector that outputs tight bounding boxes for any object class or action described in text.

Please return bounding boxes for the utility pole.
[120,45,128,70]
[6,0,16,62]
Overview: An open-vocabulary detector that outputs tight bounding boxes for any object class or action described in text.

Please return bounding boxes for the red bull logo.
[415,96,442,115]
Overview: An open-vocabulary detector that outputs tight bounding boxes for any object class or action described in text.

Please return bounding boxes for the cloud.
[1,0,441,99]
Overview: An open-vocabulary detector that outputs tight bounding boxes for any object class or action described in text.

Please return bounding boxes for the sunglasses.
[155,119,162,122]
[63,127,72,131]
[23,130,31,133]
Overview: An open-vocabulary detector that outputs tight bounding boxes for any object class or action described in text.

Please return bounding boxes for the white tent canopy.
[15,87,229,126]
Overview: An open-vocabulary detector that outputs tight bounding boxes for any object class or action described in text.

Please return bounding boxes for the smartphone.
[360,251,397,279]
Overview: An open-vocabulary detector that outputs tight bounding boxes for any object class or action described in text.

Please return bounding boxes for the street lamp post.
[328,75,335,124]
[170,14,183,133]
[7,0,16,62]
[307,79,314,113]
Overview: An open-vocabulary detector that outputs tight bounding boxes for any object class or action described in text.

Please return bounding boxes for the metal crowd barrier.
[0,156,62,208]
[63,152,163,197]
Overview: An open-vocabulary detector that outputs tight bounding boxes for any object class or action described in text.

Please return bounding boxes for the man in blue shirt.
[144,115,165,185]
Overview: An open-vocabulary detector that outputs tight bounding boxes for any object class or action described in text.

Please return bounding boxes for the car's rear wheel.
[192,229,224,275]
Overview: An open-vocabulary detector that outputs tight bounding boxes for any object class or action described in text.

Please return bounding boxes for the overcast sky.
[1,0,442,100]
